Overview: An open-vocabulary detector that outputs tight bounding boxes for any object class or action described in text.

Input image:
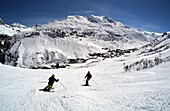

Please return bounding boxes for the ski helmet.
[52,74,55,77]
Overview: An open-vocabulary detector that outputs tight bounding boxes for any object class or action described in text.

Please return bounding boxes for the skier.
[41,74,59,91]
[84,71,92,86]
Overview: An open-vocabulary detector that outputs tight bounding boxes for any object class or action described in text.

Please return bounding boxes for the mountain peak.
[65,15,89,23]
[64,15,118,24]
[85,15,116,24]
[10,23,26,28]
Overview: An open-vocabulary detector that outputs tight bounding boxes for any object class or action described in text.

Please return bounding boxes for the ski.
[39,89,54,92]
[81,84,91,87]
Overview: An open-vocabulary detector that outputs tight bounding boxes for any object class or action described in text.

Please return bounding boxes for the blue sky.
[0,0,169,32]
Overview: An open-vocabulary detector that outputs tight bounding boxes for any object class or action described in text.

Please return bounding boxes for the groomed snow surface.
[0,51,170,111]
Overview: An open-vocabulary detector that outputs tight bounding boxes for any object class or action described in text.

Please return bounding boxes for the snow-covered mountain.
[42,15,154,43]
[0,15,160,68]
[139,32,170,56]
[0,24,18,36]
[10,22,27,28]
[0,19,33,36]
[120,32,170,72]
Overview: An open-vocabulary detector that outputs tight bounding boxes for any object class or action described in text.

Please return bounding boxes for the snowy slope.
[0,25,18,36]
[17,35,104,67]
[0,47,170,111]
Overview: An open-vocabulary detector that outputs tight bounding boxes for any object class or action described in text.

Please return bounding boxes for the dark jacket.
[48,76,59,86]
[85,72,92,80]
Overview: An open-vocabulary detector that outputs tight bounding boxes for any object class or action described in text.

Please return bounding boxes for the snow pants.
[44,84,53,91]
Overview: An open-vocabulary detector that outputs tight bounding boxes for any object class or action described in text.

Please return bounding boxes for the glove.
[56,79,59,82]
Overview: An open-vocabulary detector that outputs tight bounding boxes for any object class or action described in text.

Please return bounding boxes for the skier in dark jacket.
[44,74,59,91]
[84,71,92,86]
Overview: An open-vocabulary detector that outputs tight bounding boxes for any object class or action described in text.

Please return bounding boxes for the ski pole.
[92,79,97,85]
[59,81,67,90]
